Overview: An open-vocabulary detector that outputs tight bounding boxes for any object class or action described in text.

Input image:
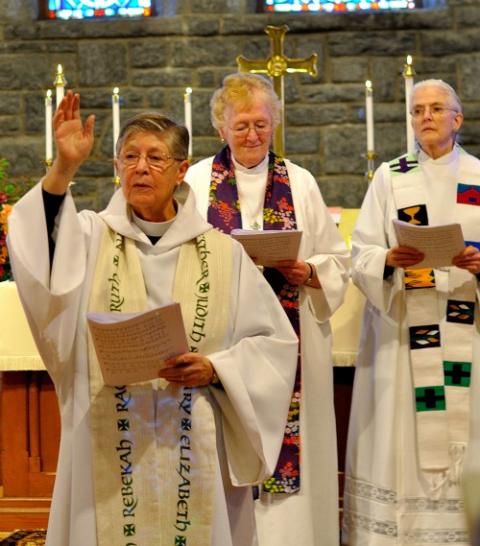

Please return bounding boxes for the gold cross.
[236,24,317,157]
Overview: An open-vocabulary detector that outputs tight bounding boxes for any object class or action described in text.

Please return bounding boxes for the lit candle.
[184,87,192,159]
[365,80,374,152]
[45,90,53,168]
[403,54,415,155]
[112,87,120,160]
[54,64,67,109]
[112,87,121,184]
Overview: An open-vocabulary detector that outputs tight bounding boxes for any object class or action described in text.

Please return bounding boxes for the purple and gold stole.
[208,145,301,494]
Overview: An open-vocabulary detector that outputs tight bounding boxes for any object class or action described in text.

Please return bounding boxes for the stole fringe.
[428,442,466,499]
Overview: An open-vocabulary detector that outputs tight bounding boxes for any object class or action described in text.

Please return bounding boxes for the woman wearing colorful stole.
[185,73,349,546]
[7,91,299,546]
[343,79,480,545]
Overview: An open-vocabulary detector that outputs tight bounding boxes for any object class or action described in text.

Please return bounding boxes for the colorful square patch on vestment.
[446,300,475,325]
[397,204,428,226]
[457,183,480,206]
[409,324,440,349]
[404,268,436,290]
[443,361,472,387]
[415,386,446,411]
[389,155,419,175]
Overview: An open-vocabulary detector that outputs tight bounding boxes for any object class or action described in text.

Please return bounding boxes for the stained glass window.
[46,0,153,20]
[263,0,427,11]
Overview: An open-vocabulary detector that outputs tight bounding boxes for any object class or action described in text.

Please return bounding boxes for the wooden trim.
[0,496,50,530]
[38,0,49,20]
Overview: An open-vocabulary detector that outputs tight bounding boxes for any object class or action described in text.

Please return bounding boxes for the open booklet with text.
[393,218,465,269]
[230,229,302,267]
[87,303,188,386]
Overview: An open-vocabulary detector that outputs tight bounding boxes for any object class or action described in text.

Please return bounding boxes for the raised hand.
[53,91,95,168]
[43,91,95,195]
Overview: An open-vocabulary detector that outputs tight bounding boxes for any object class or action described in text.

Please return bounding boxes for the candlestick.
[112,87,121,185]
[45,90,53,170]
[184,87,192,160]
[366,150,377,183]
[403,54,416,155]
[54,64,67,109]
[365,80,374,152]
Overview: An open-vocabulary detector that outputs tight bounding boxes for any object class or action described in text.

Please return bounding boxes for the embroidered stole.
[390,151,476,482]
[208,145,301,494]
[87,224,232,545]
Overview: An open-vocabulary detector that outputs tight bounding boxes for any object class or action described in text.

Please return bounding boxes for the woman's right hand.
[386,245,424,269]
[43,91,95,195]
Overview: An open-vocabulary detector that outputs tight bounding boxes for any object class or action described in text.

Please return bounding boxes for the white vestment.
[7,183,299,546]
[185,155,350,546]
[344,147,480,545]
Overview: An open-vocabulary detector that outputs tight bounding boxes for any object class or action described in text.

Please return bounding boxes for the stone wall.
[1,0,479,209]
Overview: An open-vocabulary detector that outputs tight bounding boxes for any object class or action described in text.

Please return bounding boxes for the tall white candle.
[403,55,415,155]
[112,87,121,182]
[365,80,374,152]
[45,90,53,166]
[54,64,67,109]
[112,87,120,159]
[184,87,192,159]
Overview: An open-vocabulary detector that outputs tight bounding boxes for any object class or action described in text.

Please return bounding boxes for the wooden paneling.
[0,371,59,528]
[0,368,355,532]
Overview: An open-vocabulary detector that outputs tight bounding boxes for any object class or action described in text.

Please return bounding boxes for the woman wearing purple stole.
[185,73,349,546]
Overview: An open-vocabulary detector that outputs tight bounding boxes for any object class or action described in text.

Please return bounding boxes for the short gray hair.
[116,112,189,160]
[410,79,463,112]
[210,72,281,131]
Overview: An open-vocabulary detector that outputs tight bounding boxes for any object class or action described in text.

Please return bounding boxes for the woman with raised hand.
[7,90,298,546]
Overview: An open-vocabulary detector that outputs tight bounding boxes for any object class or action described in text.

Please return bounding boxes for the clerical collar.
[232,153,269,175]
[131,205,178,238]
[418,143,458,165]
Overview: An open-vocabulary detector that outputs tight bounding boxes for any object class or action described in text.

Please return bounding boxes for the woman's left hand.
[159,352,215,387]
[274,259,311,285]
[452,246,480,275]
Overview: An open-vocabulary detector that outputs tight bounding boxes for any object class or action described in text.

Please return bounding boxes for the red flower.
[280,462,300,478]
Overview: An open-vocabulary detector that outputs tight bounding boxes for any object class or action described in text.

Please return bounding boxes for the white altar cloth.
[0,277,364,372]
[0,280,45,371]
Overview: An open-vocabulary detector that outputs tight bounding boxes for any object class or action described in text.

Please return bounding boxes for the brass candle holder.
[366,150,377,182]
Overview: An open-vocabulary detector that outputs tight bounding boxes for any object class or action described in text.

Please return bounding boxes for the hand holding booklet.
[392,218,465,269]
[230,229,302,267]
[87,303,188,386]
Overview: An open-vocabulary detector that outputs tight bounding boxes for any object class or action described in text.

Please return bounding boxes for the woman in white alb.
[8,91,299,546]
[186,72,349,546]
[344,80,480,545]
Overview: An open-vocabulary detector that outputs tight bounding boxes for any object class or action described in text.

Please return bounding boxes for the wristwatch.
[305,262,315,285]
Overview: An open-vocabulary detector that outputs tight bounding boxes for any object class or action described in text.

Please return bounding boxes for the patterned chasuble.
[389,149,477,479]
[208,145,301,494]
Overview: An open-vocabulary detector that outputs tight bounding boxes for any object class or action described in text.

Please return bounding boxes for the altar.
[0,281,58,529]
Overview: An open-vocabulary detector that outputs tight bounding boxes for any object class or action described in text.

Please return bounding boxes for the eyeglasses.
[410,105,459,119]
[230,121,272,138]
[119,152,183,171]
